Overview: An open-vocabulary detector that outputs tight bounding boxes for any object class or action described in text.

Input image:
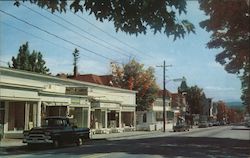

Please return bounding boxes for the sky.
[0,1,242,102]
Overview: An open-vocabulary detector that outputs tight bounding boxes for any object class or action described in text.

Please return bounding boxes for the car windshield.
[43,119,64,127]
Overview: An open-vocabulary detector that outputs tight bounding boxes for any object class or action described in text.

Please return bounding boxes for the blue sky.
[0,1,242,102]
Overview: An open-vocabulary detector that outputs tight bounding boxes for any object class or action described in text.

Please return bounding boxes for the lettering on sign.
[66,87,88,95]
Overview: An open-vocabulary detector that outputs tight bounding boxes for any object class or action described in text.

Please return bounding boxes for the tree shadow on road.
[1,137,249,158]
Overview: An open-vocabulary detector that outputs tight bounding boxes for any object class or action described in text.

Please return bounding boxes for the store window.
[69,107,88,128]
[108,110,119,128]
[8,102,25,131]
[122,112,134,127]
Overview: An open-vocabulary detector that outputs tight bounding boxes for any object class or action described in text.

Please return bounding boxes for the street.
[0,126,249,158]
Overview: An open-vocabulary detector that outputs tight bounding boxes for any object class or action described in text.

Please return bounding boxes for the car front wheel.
[76,137,83,146]
[53,140,60,148]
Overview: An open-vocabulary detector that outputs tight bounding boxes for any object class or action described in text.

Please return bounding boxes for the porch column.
[33,103,37,127]
[37,100,42,127]
[24,102,30,130]
[105,109,107,128]
[88,105,91,128]
[134,111,136,127]
[119,110,122,128]
[4,101,9,133]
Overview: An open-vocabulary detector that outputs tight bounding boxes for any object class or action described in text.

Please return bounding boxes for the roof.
[171,93,186,106]
[0,66,137,94]
[69,74,113,86]
[158,90,172,98]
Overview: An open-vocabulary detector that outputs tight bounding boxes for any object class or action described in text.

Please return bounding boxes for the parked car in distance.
[173,122,190,132]
[198,121,208,128]
[208,122,213,127]
[212,121,220,126]
[23,116,90,148]
[245,121,250,127]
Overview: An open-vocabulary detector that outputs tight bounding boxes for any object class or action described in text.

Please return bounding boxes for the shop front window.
[121,112,134,127]
[69,107,88,128]
[8,102,25,131]
[108,111,119,128]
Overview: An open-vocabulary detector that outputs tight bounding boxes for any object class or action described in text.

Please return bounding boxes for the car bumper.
[23,138,53,144]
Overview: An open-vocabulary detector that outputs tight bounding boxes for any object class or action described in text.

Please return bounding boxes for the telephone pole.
[157,60,172,132]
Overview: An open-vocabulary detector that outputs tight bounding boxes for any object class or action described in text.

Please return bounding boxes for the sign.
[66,87,88,95]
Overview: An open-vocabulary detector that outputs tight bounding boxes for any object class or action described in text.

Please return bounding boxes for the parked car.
[208,122,213,127]
[173,122,190,132]
[198,121,208,128]
[245,121,250,127]
[23,116,90,148]
[212,121,220,126]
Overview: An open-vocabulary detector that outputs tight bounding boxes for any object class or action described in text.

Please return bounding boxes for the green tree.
[9,42,49,74]
[72,48,80,77]
[199,0,250,112]
[241,62,250,113]
[14,0,195,40]
[186,85,204,115]
[112,59,159,111]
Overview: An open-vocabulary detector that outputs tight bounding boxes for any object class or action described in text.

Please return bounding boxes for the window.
[143,113,147,123]
[8,102,25,131]
[69,107,89,128]
[156,112,163,121]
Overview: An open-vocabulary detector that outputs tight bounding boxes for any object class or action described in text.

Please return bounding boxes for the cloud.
[204,86,235,91]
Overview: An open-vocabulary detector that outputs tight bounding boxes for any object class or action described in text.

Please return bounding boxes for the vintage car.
[198,121,208,128]
[173,121,190,132]
[23,116,90,148]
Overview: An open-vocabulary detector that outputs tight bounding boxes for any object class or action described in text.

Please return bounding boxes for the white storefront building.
[0,67,136,138]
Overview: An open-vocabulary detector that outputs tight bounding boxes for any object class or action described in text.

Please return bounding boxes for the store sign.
[66,87,88,95]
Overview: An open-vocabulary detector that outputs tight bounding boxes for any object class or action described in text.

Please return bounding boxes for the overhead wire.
[0,9,118,63]
[69,9,154,58]
[21,3,130,59]
[0,21,86,57]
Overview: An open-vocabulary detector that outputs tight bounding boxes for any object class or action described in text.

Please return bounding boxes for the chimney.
[73,66,78,77]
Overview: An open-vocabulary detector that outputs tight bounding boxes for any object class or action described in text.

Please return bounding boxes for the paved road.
[1,126,249,158]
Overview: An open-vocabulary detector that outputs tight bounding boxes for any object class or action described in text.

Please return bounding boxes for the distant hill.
[226,101,245,111]
[226,101,243,107]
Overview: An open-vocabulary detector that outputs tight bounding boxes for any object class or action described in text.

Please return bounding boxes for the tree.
[217,101,228,122]
[14,0,195,40]
[9,42,50,74]
[199,0,250,112]
[186,85,204,115]
[241,62,250,113]
[72,48,80,77]
[111,59,159,111]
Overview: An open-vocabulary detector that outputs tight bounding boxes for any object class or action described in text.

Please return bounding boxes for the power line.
[21,3,130,59]
[0,9,117,62]
[40,5,134,59]
[0,21,76,55]
[69,9,154,58]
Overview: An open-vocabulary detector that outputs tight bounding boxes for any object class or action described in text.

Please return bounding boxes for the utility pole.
[157,60,172,132]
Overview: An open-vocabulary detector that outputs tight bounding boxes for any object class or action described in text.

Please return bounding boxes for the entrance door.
[0,101,4,139]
